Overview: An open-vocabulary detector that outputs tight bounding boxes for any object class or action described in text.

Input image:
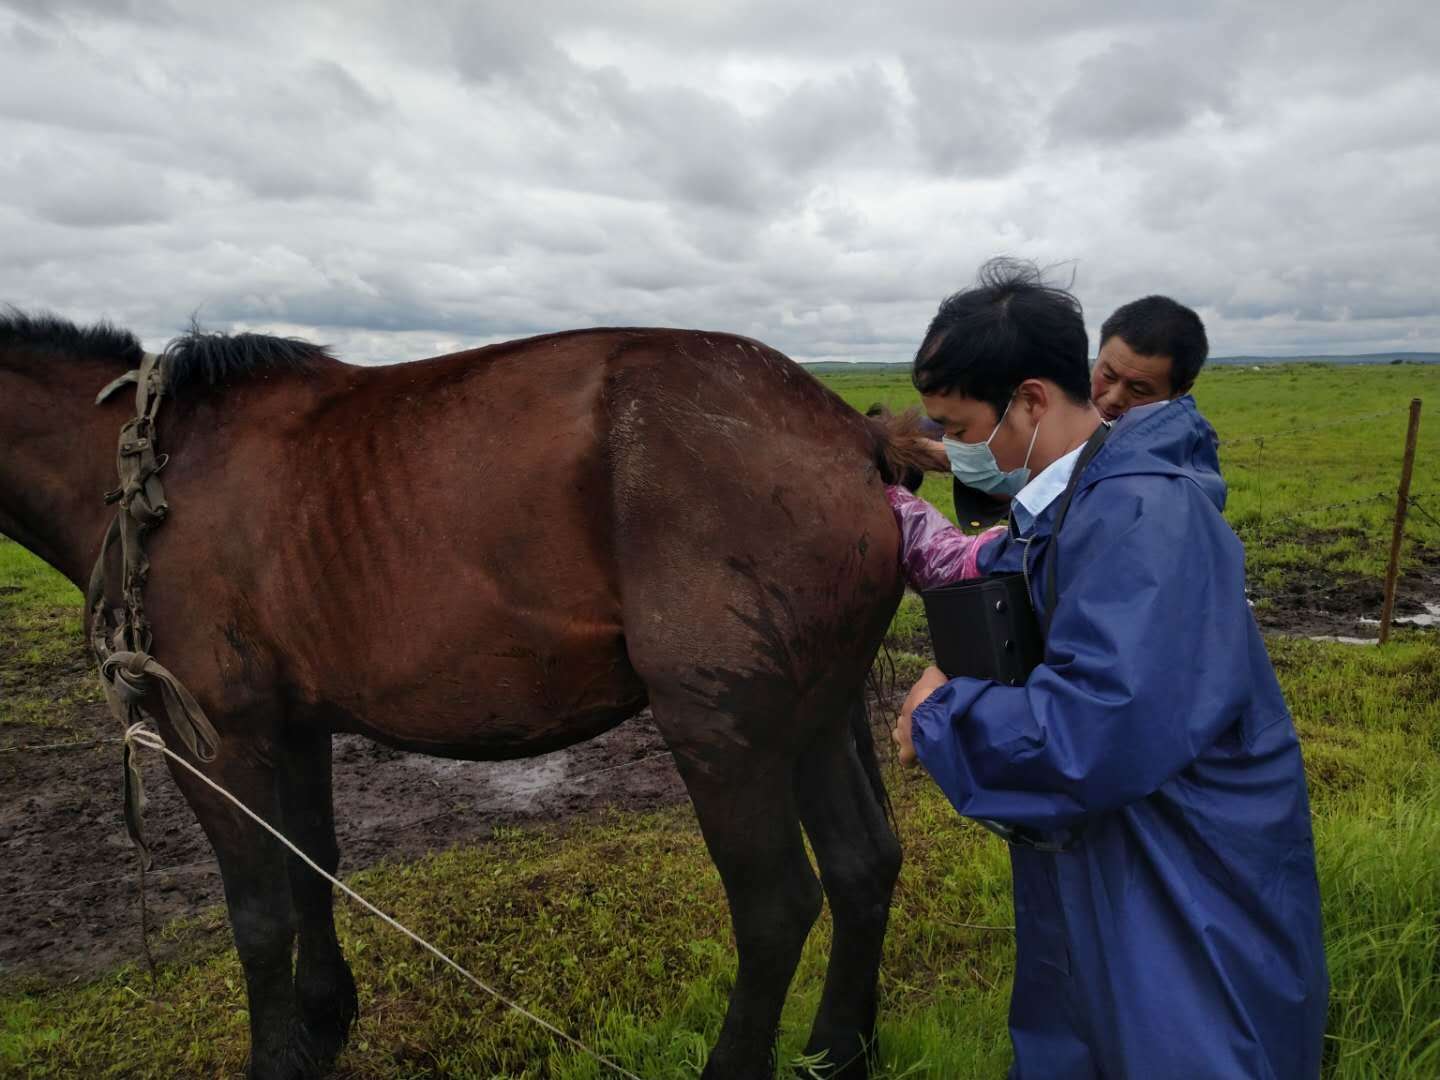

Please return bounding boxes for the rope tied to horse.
[121,722,645,1080]
[88,349,220,869]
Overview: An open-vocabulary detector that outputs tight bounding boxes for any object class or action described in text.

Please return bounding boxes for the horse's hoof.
[294,960,358,1073]
[248,1013,352,1080]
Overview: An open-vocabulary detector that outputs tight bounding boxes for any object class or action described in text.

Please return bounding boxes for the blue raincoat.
[911,397,1328,1079]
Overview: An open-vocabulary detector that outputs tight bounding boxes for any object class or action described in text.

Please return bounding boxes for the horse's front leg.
[275,723,357,1073]
[164,722,304,1080]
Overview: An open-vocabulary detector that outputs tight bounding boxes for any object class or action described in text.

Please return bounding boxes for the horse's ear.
[864,406,945,486]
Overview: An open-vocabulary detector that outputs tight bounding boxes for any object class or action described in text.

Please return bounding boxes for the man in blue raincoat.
[891,259,1329,1079]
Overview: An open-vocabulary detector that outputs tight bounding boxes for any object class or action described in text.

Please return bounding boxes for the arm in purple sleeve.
[887,486,1005,590]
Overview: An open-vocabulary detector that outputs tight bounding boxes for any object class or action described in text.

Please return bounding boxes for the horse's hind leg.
[275,725,358,1073]
[656,700,824,1080]
[795,705,902,1078]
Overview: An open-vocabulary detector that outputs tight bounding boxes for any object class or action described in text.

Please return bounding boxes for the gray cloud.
[903,51,1035,178]
[760,66,899,173]
[0,0,1436,363]
[1048,39,1234,145]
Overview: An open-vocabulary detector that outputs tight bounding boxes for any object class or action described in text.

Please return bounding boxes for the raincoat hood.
[1085,394,1227,512]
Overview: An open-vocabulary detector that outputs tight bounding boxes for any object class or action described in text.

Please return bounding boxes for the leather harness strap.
[87,351,220,867]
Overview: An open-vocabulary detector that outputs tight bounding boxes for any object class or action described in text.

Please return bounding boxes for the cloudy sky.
[2,0,1437,364]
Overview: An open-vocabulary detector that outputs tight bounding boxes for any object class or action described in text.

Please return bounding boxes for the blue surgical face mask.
[943,396,1041,496]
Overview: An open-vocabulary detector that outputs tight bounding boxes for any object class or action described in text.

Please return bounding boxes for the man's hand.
[892,665,949,766]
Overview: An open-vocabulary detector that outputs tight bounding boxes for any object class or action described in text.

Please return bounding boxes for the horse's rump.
[596,332,903,759]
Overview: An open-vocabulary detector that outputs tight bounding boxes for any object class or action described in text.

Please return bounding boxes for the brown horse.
[0,310,926,1080]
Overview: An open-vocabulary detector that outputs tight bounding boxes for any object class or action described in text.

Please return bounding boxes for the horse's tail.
[849,693,897,831]
[854,406,926,829]
[864,405,942,492]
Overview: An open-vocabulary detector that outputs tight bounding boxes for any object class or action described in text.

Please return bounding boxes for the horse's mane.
[0,307,334,395]
[0,307,143,368]
[162,320,334,394]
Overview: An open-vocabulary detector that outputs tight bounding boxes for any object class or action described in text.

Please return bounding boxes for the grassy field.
[0,536,100,735]
[831,361,1440,583]
[3,363,1439,1077]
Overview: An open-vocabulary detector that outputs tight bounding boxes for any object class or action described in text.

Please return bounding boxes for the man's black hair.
[1099,295,1209,392]
[912,257,1091,415]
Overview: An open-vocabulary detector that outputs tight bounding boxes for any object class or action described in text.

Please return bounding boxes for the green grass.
[2,635,1437,1077]
[825,362,1440,584]
[0,536,83,610]
[2,364,1439,1076]
[0,798,1016,1078]
[0,536,98,733]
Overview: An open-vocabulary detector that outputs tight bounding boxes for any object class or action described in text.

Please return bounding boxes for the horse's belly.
[334,697,649,761]
[300,616,650,761]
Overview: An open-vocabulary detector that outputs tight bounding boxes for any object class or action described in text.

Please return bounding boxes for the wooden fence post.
[1378,398,1423,644]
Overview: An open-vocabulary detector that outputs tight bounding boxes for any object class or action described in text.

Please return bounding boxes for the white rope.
[0,735,123,755]
[122,722,644,1080]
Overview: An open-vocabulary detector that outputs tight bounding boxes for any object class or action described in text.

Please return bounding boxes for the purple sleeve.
[887,486,1005,590]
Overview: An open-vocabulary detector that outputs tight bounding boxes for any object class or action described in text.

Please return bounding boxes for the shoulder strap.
[1041,421,1112,635]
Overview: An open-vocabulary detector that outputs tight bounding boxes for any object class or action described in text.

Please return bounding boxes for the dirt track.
[0,702,684,986]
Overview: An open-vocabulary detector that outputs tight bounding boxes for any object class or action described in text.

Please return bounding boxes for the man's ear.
[1015,378,1050,416]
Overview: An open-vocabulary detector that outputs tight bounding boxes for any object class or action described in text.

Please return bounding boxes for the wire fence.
[1408,494,1440,533]
[1216,397,1432,640]
[1220,410,1401,447]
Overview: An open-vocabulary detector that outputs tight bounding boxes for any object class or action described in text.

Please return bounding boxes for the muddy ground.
[0,694,685,987]
[1246,540,1440,638]
[2,545,1437,988]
